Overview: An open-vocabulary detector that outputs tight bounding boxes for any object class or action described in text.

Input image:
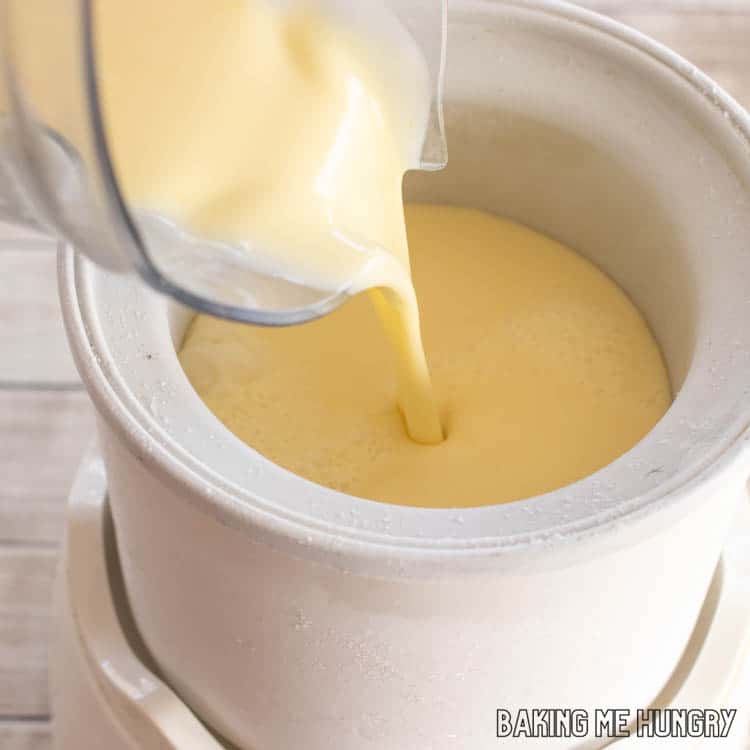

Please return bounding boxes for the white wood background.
[1,2,749,748]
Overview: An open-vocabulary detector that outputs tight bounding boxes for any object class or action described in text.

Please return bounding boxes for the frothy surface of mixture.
[180,204,672,508]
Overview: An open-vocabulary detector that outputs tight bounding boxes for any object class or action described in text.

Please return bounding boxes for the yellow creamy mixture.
[8,1,672,506]
[181,204,672,507]
[94,0,443,444]
[7,0,442,443]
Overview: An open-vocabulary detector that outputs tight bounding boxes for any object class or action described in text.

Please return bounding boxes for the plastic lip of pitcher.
[0,0,447,326]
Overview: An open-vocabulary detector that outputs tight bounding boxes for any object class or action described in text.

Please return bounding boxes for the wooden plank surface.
[0,248,80,387]
[0,242,77,738]
[0,392,94,546]
[0,3,749,748]
[0,723,52,750]
[0,550,56,718]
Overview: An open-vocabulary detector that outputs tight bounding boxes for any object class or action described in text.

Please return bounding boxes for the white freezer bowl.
[50,449,750,750]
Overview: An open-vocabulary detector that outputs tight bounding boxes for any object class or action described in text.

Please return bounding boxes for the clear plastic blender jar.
[0,0,446,324]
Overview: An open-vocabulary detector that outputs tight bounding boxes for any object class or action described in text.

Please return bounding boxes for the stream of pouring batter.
[93,0,444,444]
